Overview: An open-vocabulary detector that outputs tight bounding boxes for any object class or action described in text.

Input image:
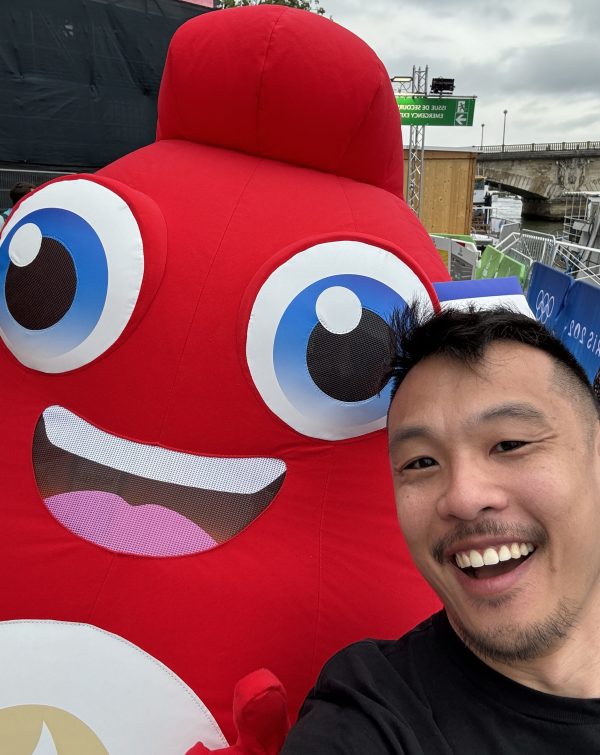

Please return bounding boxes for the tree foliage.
[219,0,326,16]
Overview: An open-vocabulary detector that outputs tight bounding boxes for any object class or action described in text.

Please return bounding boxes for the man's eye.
[494,440,527,453]
[404,457,437,471]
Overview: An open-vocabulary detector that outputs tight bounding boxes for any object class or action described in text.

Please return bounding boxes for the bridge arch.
[476,143,600,218]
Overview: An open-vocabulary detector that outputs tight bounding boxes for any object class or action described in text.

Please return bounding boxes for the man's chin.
[447,601,578,665]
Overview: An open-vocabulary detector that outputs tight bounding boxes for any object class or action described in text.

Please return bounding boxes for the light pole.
[502,109,508,151]
[480,123,485,150]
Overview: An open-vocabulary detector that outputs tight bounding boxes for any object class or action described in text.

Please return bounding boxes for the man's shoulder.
[281,614,452,754]
[316,612,443,692]
[329,612,439,660]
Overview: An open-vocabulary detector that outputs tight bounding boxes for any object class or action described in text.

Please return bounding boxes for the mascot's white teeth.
[42,405,285,494]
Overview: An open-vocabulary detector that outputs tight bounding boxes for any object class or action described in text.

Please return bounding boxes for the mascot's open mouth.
[33,406,286,557]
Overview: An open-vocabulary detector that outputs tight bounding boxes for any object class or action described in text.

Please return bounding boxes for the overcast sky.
[322,0,600,149]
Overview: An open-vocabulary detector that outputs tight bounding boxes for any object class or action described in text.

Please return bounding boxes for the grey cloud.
[528,11,564,26]
[418,37,600,100]
[376,0,514,20]
[548,108,600,132]
[567,0,600,27]
[322,0,599,144]
[502,42,600,95]
[331,0,519,22]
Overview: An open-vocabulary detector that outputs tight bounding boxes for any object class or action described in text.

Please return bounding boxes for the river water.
[493,194,564,236]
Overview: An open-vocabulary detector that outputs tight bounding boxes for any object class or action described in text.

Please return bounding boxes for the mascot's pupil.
[6,237,77,330]
[307,308,393,402]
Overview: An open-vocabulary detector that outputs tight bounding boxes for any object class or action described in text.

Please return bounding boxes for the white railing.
[479,141,600,154]
[553,241,600,287]
[499,231,600,287]
[496,230,556,267]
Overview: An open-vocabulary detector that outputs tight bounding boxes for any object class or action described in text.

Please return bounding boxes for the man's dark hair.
[385,303,599,417]
[9,182,35,206]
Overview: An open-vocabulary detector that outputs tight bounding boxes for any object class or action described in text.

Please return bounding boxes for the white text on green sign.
[395,96,476,126]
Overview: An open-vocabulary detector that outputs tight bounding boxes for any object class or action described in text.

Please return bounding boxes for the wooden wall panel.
[402,150,477,235]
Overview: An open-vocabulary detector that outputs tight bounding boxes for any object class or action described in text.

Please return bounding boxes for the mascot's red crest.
[0,6,447,753]
[157,4,404,196]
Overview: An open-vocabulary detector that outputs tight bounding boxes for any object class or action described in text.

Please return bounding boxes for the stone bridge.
[477,141,600,218]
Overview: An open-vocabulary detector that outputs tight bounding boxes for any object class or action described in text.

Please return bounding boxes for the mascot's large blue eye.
[0,179,144,373]
[246,240,436,440]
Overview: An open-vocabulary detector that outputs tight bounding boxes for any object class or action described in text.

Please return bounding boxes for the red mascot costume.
[0,6,448,753]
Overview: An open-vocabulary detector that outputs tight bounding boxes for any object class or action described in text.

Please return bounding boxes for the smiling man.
[282,305,600,753]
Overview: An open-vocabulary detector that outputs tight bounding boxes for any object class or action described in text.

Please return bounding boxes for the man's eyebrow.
[388,425,435,450]
[474,402,549,425]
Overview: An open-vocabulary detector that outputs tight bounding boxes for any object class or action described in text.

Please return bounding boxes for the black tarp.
[0,0,213,169]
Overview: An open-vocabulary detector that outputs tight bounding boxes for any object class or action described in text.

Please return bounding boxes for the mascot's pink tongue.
[45,491,217,557]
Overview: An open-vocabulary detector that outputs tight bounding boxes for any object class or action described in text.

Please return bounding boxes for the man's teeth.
[455,543,535,569]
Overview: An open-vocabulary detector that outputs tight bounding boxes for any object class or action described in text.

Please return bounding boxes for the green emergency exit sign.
[395,96,476,126]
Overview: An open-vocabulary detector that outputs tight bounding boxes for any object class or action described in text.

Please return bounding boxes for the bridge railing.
[479,141,600,154]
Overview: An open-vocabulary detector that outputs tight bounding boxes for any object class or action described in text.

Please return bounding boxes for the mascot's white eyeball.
[0,179,148,373]
[246,238,436,441]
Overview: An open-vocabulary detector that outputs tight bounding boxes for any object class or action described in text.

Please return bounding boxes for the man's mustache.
[432,520,548,565]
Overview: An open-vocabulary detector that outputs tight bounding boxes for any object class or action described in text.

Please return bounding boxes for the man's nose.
[435,457,509,521]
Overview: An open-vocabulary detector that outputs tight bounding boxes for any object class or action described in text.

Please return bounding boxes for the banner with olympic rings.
[528,263,600,390]
[526,262,571,334]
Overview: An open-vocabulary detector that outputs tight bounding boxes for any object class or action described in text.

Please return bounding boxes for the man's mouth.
[33,406,286,557]
[452,542,535,580]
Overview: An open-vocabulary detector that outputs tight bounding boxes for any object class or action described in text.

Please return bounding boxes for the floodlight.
[430,77,455,94]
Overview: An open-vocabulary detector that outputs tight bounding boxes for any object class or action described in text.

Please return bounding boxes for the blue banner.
[526,262,571,335]
[554,280,600,384]
[433,277,531,315]
[434,268,600,390]
[435,277,523,301]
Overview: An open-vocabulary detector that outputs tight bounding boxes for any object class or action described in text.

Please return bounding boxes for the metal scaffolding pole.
[406,66,428,216]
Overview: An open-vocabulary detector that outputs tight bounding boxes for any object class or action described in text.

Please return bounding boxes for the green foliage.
[219,0,326,15]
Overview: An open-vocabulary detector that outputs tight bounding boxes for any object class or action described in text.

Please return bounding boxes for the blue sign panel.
[526,262,572,335]
[554,280,600,384]
[435,277,523,301]
[433,277,531,315]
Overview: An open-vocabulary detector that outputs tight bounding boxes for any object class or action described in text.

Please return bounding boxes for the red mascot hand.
[187,669,290,755]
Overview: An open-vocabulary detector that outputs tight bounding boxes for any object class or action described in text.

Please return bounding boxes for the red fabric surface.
[0,6,447,750]
[157,6,405,197]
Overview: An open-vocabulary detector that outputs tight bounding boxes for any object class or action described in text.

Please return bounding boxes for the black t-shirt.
[282,611,600,754]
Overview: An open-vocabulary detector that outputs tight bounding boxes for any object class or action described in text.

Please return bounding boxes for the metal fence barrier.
[0,167,76,212]
[497,230,556,267]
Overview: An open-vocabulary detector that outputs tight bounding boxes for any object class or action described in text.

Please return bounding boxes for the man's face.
[388,341,600,662]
